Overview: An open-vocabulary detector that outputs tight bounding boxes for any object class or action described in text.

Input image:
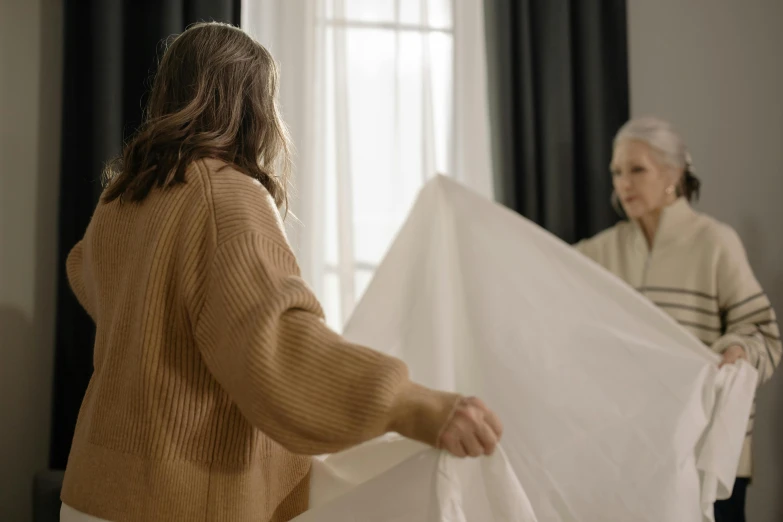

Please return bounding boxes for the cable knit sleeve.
[193,230,458,455]
[713,227,781,385]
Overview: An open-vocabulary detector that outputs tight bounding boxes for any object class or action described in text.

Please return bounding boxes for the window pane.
[354,268,375,304]
[400,0,452,28]
[318,7,456,335]
[323,272,343,332]
[342,0,395,22]
[426,0,452,29]
[399,0,421,25]
[344,28,399,264]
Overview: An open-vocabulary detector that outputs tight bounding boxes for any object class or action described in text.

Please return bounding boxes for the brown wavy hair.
[102,22,291,208]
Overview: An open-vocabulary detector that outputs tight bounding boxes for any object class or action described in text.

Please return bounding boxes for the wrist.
[388,381,461,446]
[712,334,748,355]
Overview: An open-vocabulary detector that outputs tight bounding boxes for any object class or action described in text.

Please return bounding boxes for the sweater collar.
[631,197,696,252]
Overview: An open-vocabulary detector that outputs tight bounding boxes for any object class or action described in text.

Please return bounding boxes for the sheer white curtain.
[244,0,492,331]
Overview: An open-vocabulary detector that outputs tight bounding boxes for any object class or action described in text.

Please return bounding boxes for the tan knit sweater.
[61,159,459,522]
[576,198,782,477]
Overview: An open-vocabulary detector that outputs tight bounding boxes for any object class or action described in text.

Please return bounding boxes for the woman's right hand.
[438,397,503,458]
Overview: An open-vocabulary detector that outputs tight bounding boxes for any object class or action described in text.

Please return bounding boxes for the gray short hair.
[613,116,701,201]
[613,116,691,172]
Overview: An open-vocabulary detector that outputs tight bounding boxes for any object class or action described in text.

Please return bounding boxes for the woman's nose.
[614,173,631,190]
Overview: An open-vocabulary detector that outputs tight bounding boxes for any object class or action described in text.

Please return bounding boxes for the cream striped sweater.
[61,159,459,521]
[576,197,781,477]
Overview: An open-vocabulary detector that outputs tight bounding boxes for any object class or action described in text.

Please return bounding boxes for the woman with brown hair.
[59,22,502,522]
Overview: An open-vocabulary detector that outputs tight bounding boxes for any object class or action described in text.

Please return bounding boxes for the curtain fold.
[50,0,240,470]
[484,0,629,243]
[452,0,494,201]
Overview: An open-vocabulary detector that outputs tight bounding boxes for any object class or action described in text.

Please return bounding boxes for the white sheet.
[298,176,756,522]
[295,435,538,522]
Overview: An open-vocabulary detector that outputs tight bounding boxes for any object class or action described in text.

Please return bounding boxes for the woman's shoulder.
[574,220,632,255]
[193,158,275,201]
[190,158,287,244]
[192,158,281,214]
[573,221,631,264]
[689,209,747,258]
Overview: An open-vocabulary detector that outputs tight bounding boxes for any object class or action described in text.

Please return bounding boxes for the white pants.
[60,504,111,522]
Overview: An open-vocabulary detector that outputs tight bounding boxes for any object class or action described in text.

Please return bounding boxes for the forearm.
[194,232,459,453]
[198,305,458,455]
[714,228,781,384]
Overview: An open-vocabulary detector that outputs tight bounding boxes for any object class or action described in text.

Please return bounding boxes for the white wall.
[0,0,62,520]
[628,1,783,519]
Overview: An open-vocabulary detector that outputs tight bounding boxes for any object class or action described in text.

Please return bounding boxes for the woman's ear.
[669,168,686,196]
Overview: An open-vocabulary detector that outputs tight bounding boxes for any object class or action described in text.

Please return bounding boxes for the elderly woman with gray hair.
[576,117,781,522]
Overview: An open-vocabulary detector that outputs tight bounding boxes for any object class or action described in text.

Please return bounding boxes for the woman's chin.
[621,205,646,220]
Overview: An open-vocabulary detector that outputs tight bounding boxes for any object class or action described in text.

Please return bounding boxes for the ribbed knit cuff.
[388,382,461,447]
[712,334,751,357]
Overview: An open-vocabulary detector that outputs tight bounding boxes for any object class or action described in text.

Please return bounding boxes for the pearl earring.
[665,185,675,196]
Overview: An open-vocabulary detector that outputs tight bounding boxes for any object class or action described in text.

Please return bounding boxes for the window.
[243,0,492,332]
[320,0,455,330]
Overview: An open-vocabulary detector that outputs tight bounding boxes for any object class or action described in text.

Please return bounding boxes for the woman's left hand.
[719,345,748,368]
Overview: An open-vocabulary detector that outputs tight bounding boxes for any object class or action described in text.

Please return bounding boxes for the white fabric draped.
[296,436,538,522]
[303,176,756,522]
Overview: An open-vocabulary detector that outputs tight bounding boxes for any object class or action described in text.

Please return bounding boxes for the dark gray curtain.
[51,0,241,470]
[484,0,629,243]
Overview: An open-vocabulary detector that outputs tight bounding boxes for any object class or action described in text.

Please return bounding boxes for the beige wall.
[628,1,783,519]
[0,0,63,520]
